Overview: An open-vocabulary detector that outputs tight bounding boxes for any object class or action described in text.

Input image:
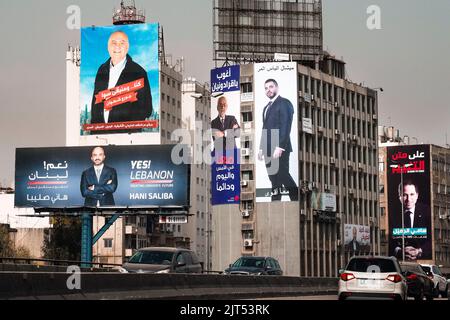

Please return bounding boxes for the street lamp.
[390,163,413,261]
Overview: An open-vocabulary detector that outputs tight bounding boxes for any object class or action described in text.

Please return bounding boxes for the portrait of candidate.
[345,226,361,255]
[257,79,298,202]
[80,147,118,207]
[90,30,153,133]
[211,96,240,152]
[391,179,432,261]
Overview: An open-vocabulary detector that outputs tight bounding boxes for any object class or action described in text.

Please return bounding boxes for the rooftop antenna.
[113,0,145,25]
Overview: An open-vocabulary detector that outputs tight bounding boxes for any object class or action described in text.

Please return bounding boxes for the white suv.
[420,264,448,298]
[338,256,407,300]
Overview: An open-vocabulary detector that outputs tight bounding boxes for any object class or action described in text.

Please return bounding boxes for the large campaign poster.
[80,24,160,135]
[210,65,241,205]
[15,145,189,209]
[344,224,371,254]
[254,62,299,203]
[387,145,432,261]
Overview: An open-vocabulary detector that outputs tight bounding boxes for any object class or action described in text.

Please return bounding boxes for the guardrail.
[0,272,338,300]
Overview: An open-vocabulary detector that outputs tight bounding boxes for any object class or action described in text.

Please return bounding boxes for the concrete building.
[378,127,450,271]
[0,193,50,258]
[181,78,212,269]
[211,59,381,277]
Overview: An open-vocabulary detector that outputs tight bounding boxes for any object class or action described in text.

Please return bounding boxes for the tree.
[42,217,81,261]
[0,225,14,258]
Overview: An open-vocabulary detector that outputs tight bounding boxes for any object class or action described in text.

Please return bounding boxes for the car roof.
[400,261,421,266]
[349,256,397,261]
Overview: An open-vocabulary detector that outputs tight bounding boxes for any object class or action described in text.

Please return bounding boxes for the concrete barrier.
[0,272,338,300]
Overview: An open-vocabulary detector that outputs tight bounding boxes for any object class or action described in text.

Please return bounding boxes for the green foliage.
[42,217,82,261]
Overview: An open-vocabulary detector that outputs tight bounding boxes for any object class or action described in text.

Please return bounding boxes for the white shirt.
[93,163,104,207]
[105,58,127,123]
[405,207,416,228]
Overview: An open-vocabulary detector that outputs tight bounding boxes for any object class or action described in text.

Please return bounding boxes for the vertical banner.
[210,66,241,205]
[387,145,432,261]
[254,62,299,203]
[80,24,160,136]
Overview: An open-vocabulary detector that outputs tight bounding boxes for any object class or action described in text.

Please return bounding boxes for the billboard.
[254,62,299,203]
[15,145,189,210]
[80,24,160,135]
[311,192,337,212]
[387,145,432,261]
[210,66,241,206]
[344,224,371,253]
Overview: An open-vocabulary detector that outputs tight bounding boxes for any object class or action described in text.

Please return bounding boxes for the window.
[104,239,113,248]
[241,82,253,93]
[161,74,165,83]
[242,112,253,122]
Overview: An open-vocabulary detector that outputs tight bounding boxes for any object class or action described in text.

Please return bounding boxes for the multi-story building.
[378,127,450,273]
[212,58,381,277]
[181,78,212,269]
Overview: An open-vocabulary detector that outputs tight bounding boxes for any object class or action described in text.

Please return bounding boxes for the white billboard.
[254,62,299,203]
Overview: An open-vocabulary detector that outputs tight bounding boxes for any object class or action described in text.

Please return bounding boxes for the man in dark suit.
[90,31,152,134]
[211,96,240,153]
[258,79,298,202]
[80,147,118,207]
[346,226,361,255]
[391,179,432,261]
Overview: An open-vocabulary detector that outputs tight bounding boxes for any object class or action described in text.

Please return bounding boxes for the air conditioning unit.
[244,239,253,247]
[336,213,342,220]
[330,158,336,165]
[352,135,358,142]
[372,114,378,120]
[348,189,354,196]
[337,239,341,246]
[299,91,304,98]
[311,94,315,101]
[358,163,364,171]
[335,129,340,135]
[241,180,249,187]
[241,148,250,157]
[311,182,317,189]
[334,102,339,108]
[324,184,330,192]
[300,209,306,216]
[242,210,250,218]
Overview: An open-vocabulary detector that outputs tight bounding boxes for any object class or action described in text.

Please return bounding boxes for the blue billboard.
[15,145,189,210]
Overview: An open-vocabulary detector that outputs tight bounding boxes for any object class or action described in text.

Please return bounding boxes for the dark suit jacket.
[259,96,294,156]
[346,239,361,253]
[90,54,152,134]
[211,115,240,151]
[392,202,431,230]
[80,165,118,207]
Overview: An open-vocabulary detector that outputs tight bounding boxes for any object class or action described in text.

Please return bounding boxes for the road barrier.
[0,272,337,300]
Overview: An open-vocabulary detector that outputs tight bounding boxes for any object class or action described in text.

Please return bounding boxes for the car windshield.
[346,258,397,273]
[421,266,431,273]
[128,251,174,265]
[233,258,265,268]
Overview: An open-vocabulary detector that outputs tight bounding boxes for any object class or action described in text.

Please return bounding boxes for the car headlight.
[156,269,170,274]
[117,267,128,274]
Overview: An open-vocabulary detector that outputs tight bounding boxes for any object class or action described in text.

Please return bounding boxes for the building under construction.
[213,0,323,66]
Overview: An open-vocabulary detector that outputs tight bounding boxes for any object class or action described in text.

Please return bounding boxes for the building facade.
[212,61,381,277]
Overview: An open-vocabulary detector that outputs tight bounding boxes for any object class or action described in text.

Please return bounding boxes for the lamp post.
[390,163,413,261]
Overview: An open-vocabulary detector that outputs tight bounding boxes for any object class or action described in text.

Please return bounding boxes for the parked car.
[338,256,407,300]
[420,264,448,298]
[400,262,434,300]
[224,256,283,275]
[120,247,203,274]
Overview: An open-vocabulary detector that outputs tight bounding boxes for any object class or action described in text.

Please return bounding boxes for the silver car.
[338,256,407,300]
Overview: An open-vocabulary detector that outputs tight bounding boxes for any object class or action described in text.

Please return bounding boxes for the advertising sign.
[80,23,160,135]
[311,192,337,212]
[387,145,432,261]
[254,62,299,203]
[344,224,371,253]
[210,65,241,206]
[15,145,189,210]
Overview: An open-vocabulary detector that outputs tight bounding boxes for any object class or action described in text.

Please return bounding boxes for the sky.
[0,0,449,186]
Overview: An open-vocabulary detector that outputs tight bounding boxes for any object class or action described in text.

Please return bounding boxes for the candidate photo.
[90,30,153,133]
[211,96,240,153]
[80,146,118,207]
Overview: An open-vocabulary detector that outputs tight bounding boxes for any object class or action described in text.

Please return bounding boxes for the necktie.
[264,101,273,121]
[96,168,101,181]
[221,117,225,127]
[405,211,413,228]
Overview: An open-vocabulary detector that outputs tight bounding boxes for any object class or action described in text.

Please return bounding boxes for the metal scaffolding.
[213,0,323,65]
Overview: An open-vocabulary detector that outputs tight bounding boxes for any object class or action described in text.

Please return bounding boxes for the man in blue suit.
[258,79,298,202]
[80,147,118,207]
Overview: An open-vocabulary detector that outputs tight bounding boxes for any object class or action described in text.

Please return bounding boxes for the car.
[338,256,407,301]
[399,262,434,300]
[420,264,448,298]
[224,256,283,275]
[119,247,203,274]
